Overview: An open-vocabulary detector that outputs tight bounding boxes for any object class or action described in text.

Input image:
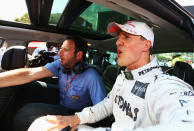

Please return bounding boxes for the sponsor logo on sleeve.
[131,81,149,99]
[182,120,192,123]
[170,91,194,96]
[179,99,190,107]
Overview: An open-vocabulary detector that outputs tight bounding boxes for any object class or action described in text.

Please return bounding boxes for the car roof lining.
[0,0,194,54]
[87,0,194,53]
[57,0,91,30]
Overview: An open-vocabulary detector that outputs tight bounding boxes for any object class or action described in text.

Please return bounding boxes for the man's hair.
[65,36,88,61]
[140,36,147,41]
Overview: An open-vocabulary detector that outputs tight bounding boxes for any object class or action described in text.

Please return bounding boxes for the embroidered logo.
[170,91,194,96]
[131,81,149,99]
[72,95,80,100]
[138,66,160,76]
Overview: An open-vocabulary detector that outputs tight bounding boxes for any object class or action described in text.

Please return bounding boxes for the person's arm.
[76,90,114,124]
[43,92,113,131]
[42,80,115,131]
[28,114,81,131]
[0,66,53,88]
[31,73,123,131]
[75,71,127,125]
[76,72,126,124]
[110,122,194,131]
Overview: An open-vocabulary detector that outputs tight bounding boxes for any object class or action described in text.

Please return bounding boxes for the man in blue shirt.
[0,36,106,131]
[45,59,105,112]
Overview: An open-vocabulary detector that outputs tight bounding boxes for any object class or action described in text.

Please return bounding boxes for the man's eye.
[125,36,130,39]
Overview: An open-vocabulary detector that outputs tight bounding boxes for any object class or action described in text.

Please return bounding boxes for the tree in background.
[49,13,61,25]
[15,13,30,24]
[15,13,61,25]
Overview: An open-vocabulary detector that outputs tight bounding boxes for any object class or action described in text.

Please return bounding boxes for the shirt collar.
[122,57,163,80]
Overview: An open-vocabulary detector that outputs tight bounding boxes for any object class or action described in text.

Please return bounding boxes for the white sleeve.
[76,89,114,124]
[147,79,194,124]
[77,122,194,131]
[75,73,124,124]
[76,74,127,124]
[111,122,194,131]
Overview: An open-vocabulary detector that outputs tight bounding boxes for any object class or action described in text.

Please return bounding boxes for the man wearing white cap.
[29,20,194,131]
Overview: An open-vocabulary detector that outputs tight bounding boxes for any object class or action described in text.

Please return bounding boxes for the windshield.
[155,52,194,70]
[175,0,194,16]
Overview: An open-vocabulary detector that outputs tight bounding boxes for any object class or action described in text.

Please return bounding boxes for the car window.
[106,51,117,65]
[28,41,47,56]
[0,0,29,24]
[68,3,131,37]
[48,0,70,25]
[175,0,194,16]
[0,37,7,71]
[154,52,194,68]
[48,2,132,37]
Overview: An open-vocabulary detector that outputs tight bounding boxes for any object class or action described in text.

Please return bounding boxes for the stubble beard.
[61,56,77,69]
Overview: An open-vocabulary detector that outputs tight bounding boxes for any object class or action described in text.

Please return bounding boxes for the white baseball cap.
[107,20,154,46]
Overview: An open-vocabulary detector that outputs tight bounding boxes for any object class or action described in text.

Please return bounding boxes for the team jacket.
[76,57,194,131]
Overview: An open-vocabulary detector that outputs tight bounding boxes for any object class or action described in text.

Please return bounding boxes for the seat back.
[171,61,194,88]
[1,46,26,70]
[103,65,120,93]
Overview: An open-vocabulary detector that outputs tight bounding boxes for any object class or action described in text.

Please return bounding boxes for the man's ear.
[76,51,83,61]
[143,40,152,52]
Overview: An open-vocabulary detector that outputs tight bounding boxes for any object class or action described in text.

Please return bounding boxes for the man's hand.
[45,114,81,131]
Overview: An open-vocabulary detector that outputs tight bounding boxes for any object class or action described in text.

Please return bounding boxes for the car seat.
[0,46,60,130]
[0,46,27,129]
[103,65,120,93]
[1,46,27,70]
[167,61,194,88]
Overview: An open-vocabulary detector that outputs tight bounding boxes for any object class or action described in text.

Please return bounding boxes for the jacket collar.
[122,57,163,80]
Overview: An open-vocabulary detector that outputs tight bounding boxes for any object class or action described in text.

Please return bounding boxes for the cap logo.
[109,26,119,34]
[125,21,136,28]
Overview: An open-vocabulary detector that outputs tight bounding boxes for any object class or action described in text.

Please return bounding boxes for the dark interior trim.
[57,0,92,30]
[0,20,111,40]
[39,0,54,26]
[25,0,40,25]
[26,0,54,26]
[128,0,194,40]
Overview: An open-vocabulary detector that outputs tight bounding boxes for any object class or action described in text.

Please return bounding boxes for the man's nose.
[58,50,62,56]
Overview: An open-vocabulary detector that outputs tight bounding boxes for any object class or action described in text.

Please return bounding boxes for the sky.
[0,0,27,21]
[0,0,69,21]
[175,0,194,6]
[0,0,193,21]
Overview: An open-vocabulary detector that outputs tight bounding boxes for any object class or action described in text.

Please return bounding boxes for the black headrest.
[103,65,120,86]
[1,46,26,70]
[172,61,194,87]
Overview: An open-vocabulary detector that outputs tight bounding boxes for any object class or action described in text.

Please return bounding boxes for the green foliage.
[156,55,171,61]
[14,13,61,25]
[15,13,30,24]
[49,13,61,25]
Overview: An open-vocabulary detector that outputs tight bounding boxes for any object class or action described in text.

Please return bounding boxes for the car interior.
[0,0,193,130]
